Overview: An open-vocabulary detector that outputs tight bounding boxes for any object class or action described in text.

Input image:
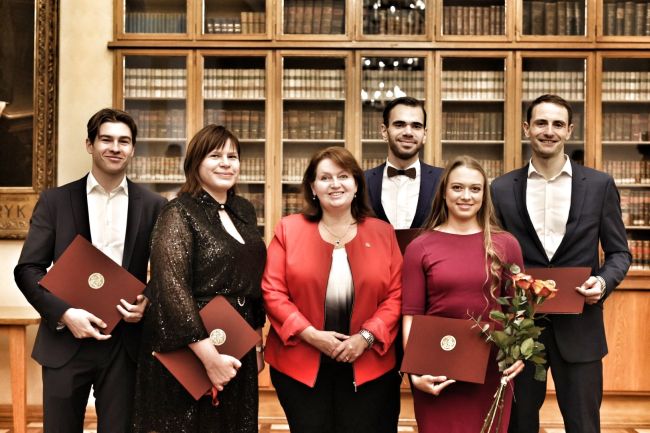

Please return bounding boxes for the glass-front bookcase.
[438,53,509,180]
[119,53,189,200]
[599,54,650,273]
[121,0,189,36]
[281,0,348,37]
[279,53,350,216]
[201,0,268,37]
[520,0,587,37]
[360,0,428,39]
[200,53,269,231]
[359,54,428,170]
[519,54,588,164]
[439,0,506,39]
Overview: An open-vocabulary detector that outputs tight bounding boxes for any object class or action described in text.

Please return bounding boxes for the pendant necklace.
[320,221,354,248]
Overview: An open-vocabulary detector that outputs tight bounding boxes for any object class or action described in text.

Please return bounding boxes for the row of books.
[203,69,265,99]
[283,110,344,140]
[363,8,425,35]
[129,108,186,139]
[284,0,345,34]
[125,68,187,99]
[362,111,384,140]
[362,70,426,100]
[283,158,310,182]
[627,240,650,270]
[442,112,504,141]
[602,72,650,101]
[602,113,650,142]
[238,192,265,225]
[620,189,650,226]
[442,71,504,100]
[522,71,585,101]
[604,1,650,36]
[205,12,266,34]
[361,158,385,170]
[523,1,584,36]
[442,159,504,180]
[282,192,304,216]
[125,12,186,34]
[127,157,184,182]
[239,158,266,182]
[204,109,265,140]
[442,6,505,36]
[606,160,650,184]
[283,69,346,99]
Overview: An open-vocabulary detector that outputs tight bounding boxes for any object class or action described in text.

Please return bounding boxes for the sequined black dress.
[132,192,266,433]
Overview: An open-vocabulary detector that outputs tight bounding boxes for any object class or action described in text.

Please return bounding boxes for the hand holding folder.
[153,295,261,402]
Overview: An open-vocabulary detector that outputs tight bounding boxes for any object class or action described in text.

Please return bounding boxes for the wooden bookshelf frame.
[596,0,650,42]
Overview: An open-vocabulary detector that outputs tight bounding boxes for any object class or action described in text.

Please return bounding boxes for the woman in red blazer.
[262,146,402,433]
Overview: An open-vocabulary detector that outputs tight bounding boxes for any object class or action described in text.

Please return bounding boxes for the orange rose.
[512,273,534,291]
[531,279,558,299]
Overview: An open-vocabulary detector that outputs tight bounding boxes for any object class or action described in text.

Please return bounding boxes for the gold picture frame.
[0,0,58,239]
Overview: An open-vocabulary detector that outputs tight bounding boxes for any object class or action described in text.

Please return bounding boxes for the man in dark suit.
[365,96,443,229]
[364,97,443,431]
[15,108,167,433]
[491,94,631,433]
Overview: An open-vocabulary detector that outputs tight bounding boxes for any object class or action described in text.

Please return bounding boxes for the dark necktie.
[387,166,416,179]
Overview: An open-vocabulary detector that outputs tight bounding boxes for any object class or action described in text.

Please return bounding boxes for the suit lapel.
[513,166,548,261]
[368,164,388,222]
[122,180,142,269]
[552,162,587,261]
[70,176,91,241]
[412,165,435,228]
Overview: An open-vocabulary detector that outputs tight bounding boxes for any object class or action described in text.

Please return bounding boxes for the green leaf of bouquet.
[529,355,546,364]
[510,264,521,274]
[521,338,534,357]
[534,365,547,382]
[520,318,535,329]
[511,346,521,359]
[489,310,507,321]
[496,297,511,306]
[491,330,511,347]
[496,350,505,361]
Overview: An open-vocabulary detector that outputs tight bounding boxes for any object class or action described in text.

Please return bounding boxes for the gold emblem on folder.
[440,335,457,351]
[210,328,227,346]
[88,273,105,290]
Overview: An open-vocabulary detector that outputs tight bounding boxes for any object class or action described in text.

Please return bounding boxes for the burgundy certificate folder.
[38,234,146,335]
[153,296,261,400]
[395,229,422,255]
[401,315,490,384]
[528,267,591,314]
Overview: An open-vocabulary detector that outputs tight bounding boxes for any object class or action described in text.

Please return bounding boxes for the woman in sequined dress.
[132,125,266,433]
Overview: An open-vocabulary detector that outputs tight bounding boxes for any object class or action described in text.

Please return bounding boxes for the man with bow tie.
[363,97,443,430]
[365,96,443,230]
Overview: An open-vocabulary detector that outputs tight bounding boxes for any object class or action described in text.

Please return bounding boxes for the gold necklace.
[320,221,354,247]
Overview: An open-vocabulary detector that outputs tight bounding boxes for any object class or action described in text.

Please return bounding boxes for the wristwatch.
[359,329,375,349]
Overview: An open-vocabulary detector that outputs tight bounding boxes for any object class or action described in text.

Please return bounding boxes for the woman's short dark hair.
[301,146,373,222]
[87,108,138,145]
[179,124,241,197]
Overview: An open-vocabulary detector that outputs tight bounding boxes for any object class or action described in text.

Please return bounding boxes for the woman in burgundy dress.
[402,155,525,433]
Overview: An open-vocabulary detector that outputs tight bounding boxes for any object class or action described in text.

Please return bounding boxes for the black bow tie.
[387,166,416,179]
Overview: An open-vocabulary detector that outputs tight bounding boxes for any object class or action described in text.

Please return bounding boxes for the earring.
[312,194,317,201]
[354,193,357,198]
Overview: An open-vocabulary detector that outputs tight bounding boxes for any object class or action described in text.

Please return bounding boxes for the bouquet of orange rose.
[470,264,558,433]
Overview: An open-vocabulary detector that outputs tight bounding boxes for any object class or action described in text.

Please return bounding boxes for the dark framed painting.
[0,0,58,238]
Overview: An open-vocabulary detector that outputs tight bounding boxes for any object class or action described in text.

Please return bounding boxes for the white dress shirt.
[381,159,421,229]
[86,173,129,266]
[526,156,572,260]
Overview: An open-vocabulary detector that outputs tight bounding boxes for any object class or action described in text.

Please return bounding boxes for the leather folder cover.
[528,267,591,314]
[153,296,261,400]
[395,229,422,255]
[38,234,145,335]
[401,315,490,384]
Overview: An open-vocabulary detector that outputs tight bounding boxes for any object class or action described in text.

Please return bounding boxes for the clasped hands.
[410,360,525,396]
[300,326,368,363]
[60,294,149,340]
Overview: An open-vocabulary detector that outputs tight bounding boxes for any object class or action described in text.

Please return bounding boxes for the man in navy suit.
[364,97,443,431]
[15,108,166,433]
[491,94,631,433]
[365,96,443,229]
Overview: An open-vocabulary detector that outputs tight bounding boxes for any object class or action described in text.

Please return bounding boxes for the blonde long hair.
[423,155,505,298]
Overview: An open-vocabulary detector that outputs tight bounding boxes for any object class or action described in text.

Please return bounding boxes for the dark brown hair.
[382,96,427,127]
[301,146,373,222]
[179,124,241,197]
[87,108,138,145]
[423,155,504,298]
[526,94,573,126]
